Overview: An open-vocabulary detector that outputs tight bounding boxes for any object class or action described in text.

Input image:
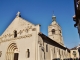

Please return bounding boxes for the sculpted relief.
[0,24,36,43]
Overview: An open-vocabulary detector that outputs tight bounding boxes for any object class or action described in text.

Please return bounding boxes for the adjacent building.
[73,0,80,36]
[0,12,70,60]
[70,45,80,59]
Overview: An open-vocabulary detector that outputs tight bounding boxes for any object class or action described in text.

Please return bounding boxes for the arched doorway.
[6,43,19,60]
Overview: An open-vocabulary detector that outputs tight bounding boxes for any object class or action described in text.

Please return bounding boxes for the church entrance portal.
[6,43,19,60]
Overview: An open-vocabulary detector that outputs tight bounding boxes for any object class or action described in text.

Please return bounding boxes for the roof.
[1,12,36,36]
[38,32,70,52]
[70,46,77,50]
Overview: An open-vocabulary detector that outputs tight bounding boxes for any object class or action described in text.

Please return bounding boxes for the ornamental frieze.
[0,25,36,43]
[0,34,32,43]
[32,28,36,31]
[1,27,35,38]
[25,29,28,33]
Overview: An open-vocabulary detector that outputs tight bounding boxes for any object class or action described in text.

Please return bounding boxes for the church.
[0,12,70,60]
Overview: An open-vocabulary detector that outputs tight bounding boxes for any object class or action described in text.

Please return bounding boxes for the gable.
[1,15,36,36]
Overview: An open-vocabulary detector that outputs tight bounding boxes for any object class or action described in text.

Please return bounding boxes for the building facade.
[70,48,79,59]
[70,45,80,59]
[0,12,70,60]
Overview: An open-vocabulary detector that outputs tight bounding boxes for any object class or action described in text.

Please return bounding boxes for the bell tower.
[48,15,64,46]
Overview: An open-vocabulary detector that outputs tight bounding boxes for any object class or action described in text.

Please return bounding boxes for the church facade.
[0,12,70,60]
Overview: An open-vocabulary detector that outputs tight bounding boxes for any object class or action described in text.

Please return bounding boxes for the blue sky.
[0,0,79,48]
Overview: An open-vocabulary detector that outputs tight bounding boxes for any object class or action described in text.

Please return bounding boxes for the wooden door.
[14,53,19,60]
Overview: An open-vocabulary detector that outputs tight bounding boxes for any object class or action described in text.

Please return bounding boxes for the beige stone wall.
[48,20,64,46]
[38,35,70,60]
[0,14,41,60]
[0,12,71,60]
[37,15,71,60]
[0,33,36,60]
[1,17,35,36]
[70,49,79,58]
[38,35,44,60]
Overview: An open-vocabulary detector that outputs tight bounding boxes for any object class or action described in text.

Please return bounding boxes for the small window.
[52,29,55,34]
[73,51,76,54]
[44,52,45,59]
[14,30,17,38]
[46,44,48,52]
[27,49,30,58]
[59,49,60,55]
[0,51,2,57]
[54,47,55,53]
[73,51,76,57]
[62,50,63,55]
[59,30,61,33]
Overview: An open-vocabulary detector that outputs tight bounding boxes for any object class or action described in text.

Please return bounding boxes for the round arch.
[6,43,18,60]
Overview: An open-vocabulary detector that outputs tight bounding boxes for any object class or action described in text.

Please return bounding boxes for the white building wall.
[0,12,71,60]
[0,13,41,60]
[0,30,38,60]
[70,49,79,58]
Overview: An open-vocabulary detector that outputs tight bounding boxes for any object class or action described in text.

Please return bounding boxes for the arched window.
[0,51,2,57]
[26,49,30,58]
[14,30,17,38]
[54,47,55,53]
[59,30,61,33]
[73,51,76,57]
[62,50,63,55]
[52,29,55,34]
[59,49,60,55]
[46,44,48,52]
